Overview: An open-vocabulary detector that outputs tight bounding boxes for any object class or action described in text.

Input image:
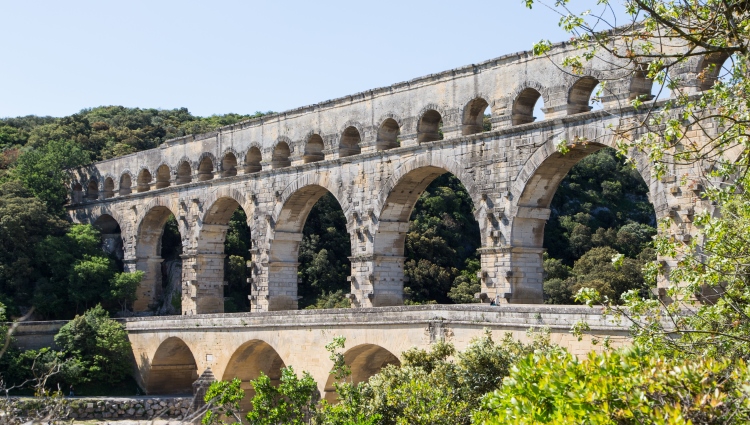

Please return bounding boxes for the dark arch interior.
[197,156,214,181]
[86,179,99,200]
[298,192,351,309]
[222,153,238,177]
[304,135,325,163]
[272,142,292,169]
[119,174,132,195]
[103,177,115,199]
[176,161,192,184]
[136,206,182,313]
[567,77,600,115]
[147,337,198,395]
[222,340,286,412]
[377,119,400,150]
[245,147,262,173]
[155,165,171,189]
[417,110,443,143]
[137,169,152,192]
[339,127,362,157]
[462,98,490,135]
[323,344,400,403]
[94,214,124,270]
[515,146,657,304]
[513,88,544,125]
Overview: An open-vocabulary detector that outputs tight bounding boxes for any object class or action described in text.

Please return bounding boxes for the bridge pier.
[349,255,405,307]
[134,256,163,311]
[181,253,225,315]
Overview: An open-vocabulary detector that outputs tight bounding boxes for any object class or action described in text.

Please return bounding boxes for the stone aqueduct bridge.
[66,37,710,314]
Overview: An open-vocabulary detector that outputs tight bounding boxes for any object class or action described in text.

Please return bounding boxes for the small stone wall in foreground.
[1,396,193,422]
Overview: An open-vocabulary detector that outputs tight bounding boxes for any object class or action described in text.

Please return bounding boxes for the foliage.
[245,366,318,425]
[202,378,245,425]
[108,270,144,312]
[224,208,251,312]
[476,346,750,424]
[53,305,132,386]
[304,290,351,310]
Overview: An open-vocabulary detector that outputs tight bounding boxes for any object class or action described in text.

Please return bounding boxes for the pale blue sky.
[0,1,625,118]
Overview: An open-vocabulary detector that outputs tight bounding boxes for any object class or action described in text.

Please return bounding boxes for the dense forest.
[0,106,656,320]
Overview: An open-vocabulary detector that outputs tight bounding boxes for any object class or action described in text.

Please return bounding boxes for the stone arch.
[512,87,545,125]
[176,159,193,184]
[146,337,198,395]
[102,176,115,199]
[85,178,99,201]
[267,177,351,310]
[323,344,400,402]
[303,134,325,163]
[417,105,445,143]
[272,140,292,169]
[462,97,490,135]
[567,76,600,115]
[93,212,125,270]
[197,153,216,181]
[155,164,171,189]
[244,146,262,173]
[136,168,153,193]
[71,182,83,204]
[376,116,400,151]
[134,199,182,311]
[119,171,133,195]
[697,51,732,91]
[339,124,362,158]
[221,149,239,177]
[222,340,286,412]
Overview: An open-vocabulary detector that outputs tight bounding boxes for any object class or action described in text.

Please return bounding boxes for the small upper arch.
[244,145,263,173]
[339,122,363,157]
[303,133,325,163]
[567,76,600,115]
[221,148,239,177]
[461,97,491,135]
[197,152,217,181]
[272,139,292,169]
[85,178,99,200]
[511,84,546,125]
[71,181,83,204]
[376,114,401,151]
[102,176,115,199]
[697,51,732,91]
[155,164,171,189]
[136,167,153,193]
[417,104,445,143]
[175,159,193,184]
[119,171,133,195]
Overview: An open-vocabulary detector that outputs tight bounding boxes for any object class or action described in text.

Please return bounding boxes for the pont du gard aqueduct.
[16,35,718,398]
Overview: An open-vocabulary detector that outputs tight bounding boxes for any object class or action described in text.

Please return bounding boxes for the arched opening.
[323,344,400,403]
[103,177,115,199]
[567,76,600,115]
[176,161,192,184]
[268,185,350,311]
[298,192,351,309]
[146,337,198,395]
[417,110,443,143]
[376,119,400,150]
[85,179,99,201]
[134,205,182,312]
[155,165,171,189]
[378,168,481,305]
[462,98,490,135]
[339,127,361,157]
[699,52,732,91]
[512,88,545,125]
[244,147,262,173]
[199,197,252,313]
[71,183,83,204]
[514,145,657,305]
[93,214,124,270]
[197,156,215,181]
[136,169,152,193]
[221,152,238,177]
[222,340,286,412]
[303,134,325,163]
[272,142,292,169]
[119,173,132,196]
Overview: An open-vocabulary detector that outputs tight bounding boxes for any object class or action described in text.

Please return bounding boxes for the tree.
[525,0,750,358]
[108,271,144,312]
[245,367,318,425]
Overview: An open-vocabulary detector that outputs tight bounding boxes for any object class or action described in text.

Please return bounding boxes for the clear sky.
[0,1,624,118]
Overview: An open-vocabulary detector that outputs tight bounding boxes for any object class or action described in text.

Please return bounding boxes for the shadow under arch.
[323,344,400,403]
[222,340,287,412]
[93,213,124,268]
[134,203,182,311]
[146,337,198,395]
[267,182,350,310]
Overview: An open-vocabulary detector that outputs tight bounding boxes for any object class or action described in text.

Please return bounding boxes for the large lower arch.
[323,344,400,402]
[189,190,252,314]
[222,340,286,412]
[93,213,124,267]
[266,181,351,311]
[146,337,198,395]
[134,202,182,311]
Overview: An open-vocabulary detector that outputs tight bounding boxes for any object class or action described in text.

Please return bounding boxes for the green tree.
[108,271,144,312]
[53,305,132,386]
[245,366,318,425]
